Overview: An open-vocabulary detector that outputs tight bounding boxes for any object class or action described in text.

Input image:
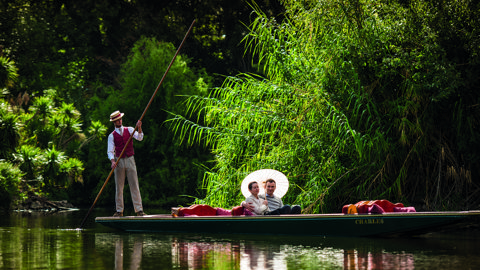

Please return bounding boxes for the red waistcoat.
[112,128,134,158]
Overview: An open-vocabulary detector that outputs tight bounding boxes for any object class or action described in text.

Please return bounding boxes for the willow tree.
[169,0,480,212]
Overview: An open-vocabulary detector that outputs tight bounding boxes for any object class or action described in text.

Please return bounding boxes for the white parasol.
[240,169,289,198]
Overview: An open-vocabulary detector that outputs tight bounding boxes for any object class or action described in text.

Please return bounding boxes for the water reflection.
[344,249,415,270]
[168,235,421,270]
[166,236,418,270]
[171,237,287,269]
[243,242,274,269]
[2,210,480,269]
[95,232,480,270]
[115,235,143,270]
[172,238,240,269]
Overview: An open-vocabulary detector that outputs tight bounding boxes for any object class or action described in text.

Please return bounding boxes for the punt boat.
[95,210,480,237]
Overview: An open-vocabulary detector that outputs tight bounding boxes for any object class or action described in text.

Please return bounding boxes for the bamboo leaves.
[167,0,480,211]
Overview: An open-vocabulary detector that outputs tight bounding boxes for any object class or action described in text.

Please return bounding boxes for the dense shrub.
[0,161,23,209]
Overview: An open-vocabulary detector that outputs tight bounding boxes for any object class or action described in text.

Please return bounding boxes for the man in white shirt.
[107,110,146,217]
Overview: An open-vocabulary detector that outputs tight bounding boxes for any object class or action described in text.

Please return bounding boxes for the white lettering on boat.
[355,219,384,225]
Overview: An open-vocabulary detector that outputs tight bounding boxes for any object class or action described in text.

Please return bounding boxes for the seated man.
[242,179,301,215]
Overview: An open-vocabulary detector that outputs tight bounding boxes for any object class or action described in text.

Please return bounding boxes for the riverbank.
[12,193,77,213]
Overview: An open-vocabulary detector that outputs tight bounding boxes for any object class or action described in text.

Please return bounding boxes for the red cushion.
[342,200,410,214]
[178,204,217,216]
[216,208,232,215]
[231,206,245,216]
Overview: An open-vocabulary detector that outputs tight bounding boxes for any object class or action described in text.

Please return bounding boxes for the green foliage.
[0,0,284,206]
[42,146,66,185]
[0,55,105,205]
[0,161,23,209]
[0,0,284,101]
[22,90,89,153]
[1,0,478,211]
[59,157,84,185]
[84,36,213,208]
[0,101,21,159]
[169,0,480,212]
[0,56,18,89]
[15,145,44,182]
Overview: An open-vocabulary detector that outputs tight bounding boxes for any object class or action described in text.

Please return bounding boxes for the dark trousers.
[265,205,302,215]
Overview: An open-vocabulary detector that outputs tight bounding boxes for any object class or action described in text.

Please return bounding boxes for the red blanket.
[175,204,254,216]
[342,200,416,214]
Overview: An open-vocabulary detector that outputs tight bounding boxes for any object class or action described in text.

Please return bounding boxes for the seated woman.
[173,181,268,217]
[244,181,270,215]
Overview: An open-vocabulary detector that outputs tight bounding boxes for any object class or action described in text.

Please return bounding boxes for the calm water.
[1,209,479,269]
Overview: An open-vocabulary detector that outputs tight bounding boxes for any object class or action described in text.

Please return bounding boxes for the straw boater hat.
[110,110,124,122]
[241,169,289,198]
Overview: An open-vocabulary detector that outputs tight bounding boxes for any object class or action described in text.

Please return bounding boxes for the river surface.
[1,208,479,269]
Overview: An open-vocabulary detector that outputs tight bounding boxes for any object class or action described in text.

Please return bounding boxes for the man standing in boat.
[242,179,301,215]
[107,110,146,217]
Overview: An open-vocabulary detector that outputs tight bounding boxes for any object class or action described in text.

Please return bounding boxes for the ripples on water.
[0,209,479,269]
